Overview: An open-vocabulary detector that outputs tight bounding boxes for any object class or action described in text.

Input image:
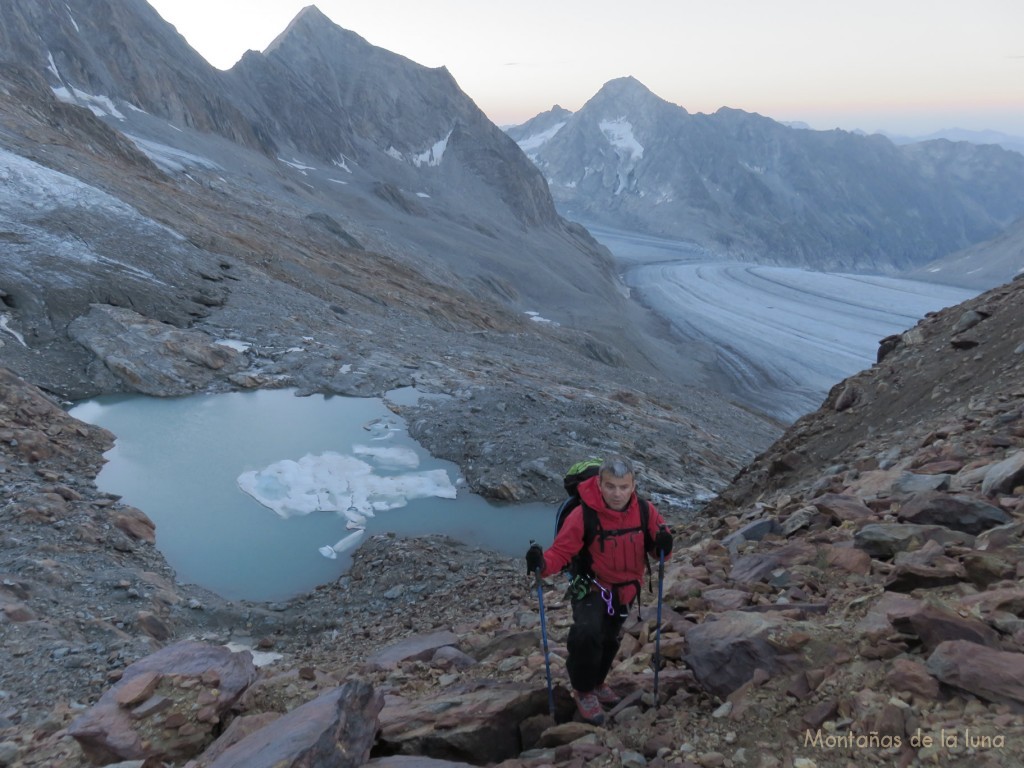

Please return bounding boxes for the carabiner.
[596,581,615,616]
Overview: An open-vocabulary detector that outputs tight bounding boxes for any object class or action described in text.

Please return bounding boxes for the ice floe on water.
[352,445,420,470]
[236,446,458,558]
[318,529,365,559]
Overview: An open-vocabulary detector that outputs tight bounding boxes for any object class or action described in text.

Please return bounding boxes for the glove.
[654,527,673,558]
[526,543,545,575]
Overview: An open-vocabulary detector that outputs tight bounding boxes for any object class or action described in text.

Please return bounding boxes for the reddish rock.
[981,451,1024,496]
[365,630,460,671]
[841,468,902,498]
[885,560,966,592]
[961,550,1016,588]
[111,506,157,543]
[204,682,381,768]
[811,493,874,522]
[927,640,1024,706]
[886,658,940,699]
[136,611,171,641]
[701,588,750,611]
[196,712,280,765]
[378,680,554,763]
[958,587,1024,616]
[69,641,257,764]
[682,611,805,698]
[853,523,974,560]
[854,593,922,637]
[113,671,161,708]
[871,702,905,737]
[728,541,817,584]
[1,602,36,622]
[801,699,839,729]
[897,491,1010,534]
[822,544,871,575]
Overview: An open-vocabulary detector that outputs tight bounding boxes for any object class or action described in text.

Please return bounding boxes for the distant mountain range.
[780,122,1024,157]
[508,78,1024,286]
[883,127,1024,157]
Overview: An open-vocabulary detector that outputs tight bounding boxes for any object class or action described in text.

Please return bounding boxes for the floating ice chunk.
[318,528,365,558]
[352,444,419,470]
[362,416,402,440]
[237,451,457,519]
[342,508,368,528]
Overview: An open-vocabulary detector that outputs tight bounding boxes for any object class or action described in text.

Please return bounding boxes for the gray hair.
[599,454,635,479]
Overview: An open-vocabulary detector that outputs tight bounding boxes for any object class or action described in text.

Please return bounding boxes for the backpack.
[553,459,655,605]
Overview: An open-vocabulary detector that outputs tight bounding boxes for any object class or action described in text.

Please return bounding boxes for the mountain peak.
[596,76,654,98]
[265,4,368,55]
[584,76,685,117]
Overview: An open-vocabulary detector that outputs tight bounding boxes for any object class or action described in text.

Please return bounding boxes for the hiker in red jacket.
[526,455,673,725]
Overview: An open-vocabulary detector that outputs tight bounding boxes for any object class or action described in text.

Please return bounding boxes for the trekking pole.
[531,540,555,717]
[653,533,667,709]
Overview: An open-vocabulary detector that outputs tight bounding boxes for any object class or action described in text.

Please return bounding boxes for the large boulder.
[897,492,1010,534]
[682,611,806,699]
[377,680,552,763]
[203,681,382,768]
[927,640,1024,706]
[68,304,246,396]
[68,641,258,764]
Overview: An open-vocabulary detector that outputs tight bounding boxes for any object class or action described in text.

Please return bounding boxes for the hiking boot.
[573,690,605,725]
[594,683,621,706]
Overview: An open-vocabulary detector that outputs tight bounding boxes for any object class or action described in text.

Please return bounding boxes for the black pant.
[566,591,626,692]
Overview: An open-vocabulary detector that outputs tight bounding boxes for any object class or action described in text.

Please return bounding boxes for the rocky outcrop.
[68,641,258,763]
[68,304,246,396]
[202,681,381,768]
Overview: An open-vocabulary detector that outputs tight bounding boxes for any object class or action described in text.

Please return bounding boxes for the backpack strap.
[639,498,653,595]
[572,502,600,577]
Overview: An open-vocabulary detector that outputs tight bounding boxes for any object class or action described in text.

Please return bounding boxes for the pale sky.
[146,0,1024,137]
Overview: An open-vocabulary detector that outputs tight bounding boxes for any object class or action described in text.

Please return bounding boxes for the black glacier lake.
[69,388,552,602]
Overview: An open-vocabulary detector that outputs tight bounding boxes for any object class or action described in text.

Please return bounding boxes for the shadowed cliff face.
[225,6,559,228]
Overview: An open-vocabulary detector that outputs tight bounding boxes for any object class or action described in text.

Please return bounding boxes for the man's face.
[599,471,635,511]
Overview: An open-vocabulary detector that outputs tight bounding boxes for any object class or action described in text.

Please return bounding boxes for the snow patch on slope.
[599,118,644,194]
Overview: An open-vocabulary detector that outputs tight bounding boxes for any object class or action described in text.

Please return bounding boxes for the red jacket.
[540,476,669,607]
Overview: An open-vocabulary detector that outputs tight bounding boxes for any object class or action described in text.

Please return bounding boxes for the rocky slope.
[4,276,1024,767]
[906,214,1024,290]
[4,3,1024,767]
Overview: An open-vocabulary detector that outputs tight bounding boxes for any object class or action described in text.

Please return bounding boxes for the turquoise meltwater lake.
[69,388,552,602]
